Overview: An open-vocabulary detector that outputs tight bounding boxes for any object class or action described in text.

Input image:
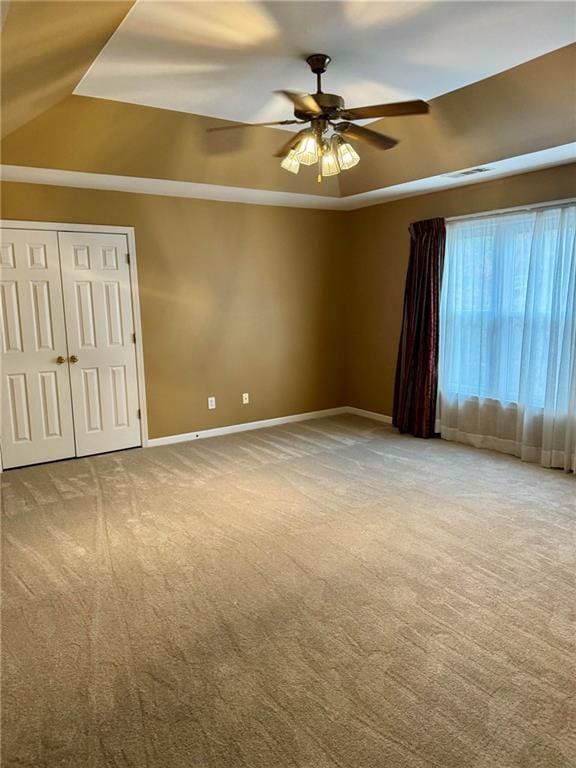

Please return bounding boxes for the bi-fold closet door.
[1,228,142,469]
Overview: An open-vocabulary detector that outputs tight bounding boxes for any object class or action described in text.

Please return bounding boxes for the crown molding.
[0,165,342,210]
[2,143,574,211]
[342,143,576,209]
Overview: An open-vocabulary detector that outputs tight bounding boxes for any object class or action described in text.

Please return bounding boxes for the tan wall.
[344,163,576,416]
[0,183,346,438]
[2,164,574,438]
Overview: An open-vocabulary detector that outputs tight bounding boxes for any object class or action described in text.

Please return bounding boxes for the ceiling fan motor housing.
[294,93,345,121]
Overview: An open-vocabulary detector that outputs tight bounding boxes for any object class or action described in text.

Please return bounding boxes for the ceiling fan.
[209,54,429,181]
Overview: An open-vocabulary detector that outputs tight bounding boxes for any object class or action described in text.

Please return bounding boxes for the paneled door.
[58,232,141,457]
[0,229,75,468]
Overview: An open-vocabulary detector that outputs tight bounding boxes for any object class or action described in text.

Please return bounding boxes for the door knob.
[69,355,79,364]
[56,355,66,365]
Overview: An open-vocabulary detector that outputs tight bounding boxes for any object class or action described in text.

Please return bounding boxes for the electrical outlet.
[207,396,216,410]
[242,392,250,405]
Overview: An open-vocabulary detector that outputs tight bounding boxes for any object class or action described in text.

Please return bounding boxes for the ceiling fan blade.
[274,128,309,158]
[208,119,303,132]
[339,100,429,120]
[335,122,398,150]
[277,90,322,116]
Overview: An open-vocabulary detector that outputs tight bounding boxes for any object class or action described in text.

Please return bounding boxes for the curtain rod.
[447,198,576,223]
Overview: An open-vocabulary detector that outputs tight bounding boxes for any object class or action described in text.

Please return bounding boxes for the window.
[439,204,576,409]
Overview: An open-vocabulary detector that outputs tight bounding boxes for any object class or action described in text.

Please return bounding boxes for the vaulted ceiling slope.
[0,94,342,197]
[339,43,576,196]
[2,43,574,198]
[0,0,134,138]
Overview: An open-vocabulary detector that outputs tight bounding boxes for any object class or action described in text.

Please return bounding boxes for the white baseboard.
[146,407,349,447]
[346,407,393,424]
[1,405,393,469]
[146,406,393,448]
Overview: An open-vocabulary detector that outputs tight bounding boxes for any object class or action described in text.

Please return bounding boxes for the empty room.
[1,1,575,766]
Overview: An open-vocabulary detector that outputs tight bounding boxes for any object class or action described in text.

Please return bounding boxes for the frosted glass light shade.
[295,132,319,165]
[281,149,300,174]
[332,135,360,169]
[320,144,340,177]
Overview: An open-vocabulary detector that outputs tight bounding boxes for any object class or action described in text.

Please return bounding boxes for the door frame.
[0,220,149,471]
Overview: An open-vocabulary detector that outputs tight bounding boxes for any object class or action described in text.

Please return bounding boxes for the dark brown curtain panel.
[393,217,446,438]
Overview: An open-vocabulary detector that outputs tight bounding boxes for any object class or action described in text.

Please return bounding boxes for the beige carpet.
[2,415,575,768]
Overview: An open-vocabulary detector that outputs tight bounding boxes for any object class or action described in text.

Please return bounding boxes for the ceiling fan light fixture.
[210,53,429,184]
[320,142,340,177]
[294,131,319,165]
[331,135,360,170]
[280,148,300,174]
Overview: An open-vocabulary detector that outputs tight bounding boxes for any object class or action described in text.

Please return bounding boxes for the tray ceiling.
[75,0,575,127]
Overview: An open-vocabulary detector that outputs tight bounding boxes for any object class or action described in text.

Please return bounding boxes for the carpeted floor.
[2,415,575,768]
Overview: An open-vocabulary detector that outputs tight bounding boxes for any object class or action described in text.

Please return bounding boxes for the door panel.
[58,232,141,457]
[0,229,75,468]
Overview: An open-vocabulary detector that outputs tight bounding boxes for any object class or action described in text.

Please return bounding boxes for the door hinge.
[126,253,130,265]
[137,408,141,420]
[132,332,136,344]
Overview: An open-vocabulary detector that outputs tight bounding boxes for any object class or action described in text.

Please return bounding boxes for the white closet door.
[58,232,141,457]
[0,229,75,468]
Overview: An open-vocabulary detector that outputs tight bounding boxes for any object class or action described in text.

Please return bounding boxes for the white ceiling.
[76,0,575,127]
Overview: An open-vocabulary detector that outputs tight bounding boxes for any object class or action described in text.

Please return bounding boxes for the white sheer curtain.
[438,204,576,471]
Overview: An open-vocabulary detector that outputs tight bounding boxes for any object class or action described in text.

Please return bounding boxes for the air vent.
[447,167,492,179]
